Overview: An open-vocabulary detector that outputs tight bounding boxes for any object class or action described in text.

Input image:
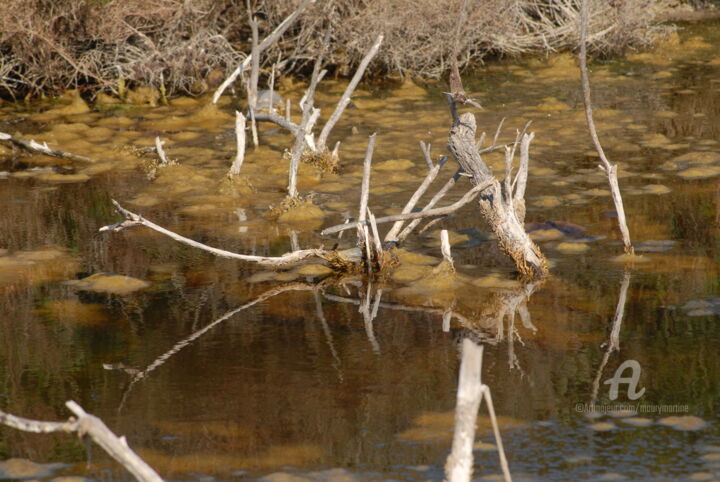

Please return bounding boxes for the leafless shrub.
[0,0,678,97]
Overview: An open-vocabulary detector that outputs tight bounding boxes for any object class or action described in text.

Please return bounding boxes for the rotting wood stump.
[448,112,548,280]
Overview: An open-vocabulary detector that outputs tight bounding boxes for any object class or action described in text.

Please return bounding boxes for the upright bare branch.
[247,13,261,147]
[212,0,316,104]
[229,111,247,176]
[384,155,448,245]
[357,133,378,239]
[316,34,384,153]
[579,0,633,254]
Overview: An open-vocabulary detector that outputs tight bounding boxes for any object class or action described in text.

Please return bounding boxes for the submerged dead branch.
[579,0,633,255]
[0,131,94,164]
[0,402,162,482]
[321,179,493,236]
[99,200,332,268]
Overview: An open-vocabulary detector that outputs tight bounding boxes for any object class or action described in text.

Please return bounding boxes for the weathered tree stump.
[448,113,547,280]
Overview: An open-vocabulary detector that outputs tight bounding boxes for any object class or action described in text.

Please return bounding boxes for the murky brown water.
[1,20,720,482]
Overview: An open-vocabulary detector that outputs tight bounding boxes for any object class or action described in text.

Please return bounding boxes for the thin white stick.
[384,156,447,244]
[440,229,454,269]
[357,133,377,228]
[212,0,316,104]
[316,34,384,152]
[420,141,433,169]
[322,178,492,236]
[579,0,633,254]
[481,388,512,482]
[512,132,534,202]
[367,208,383,257]
[248,16,260,148]
[229,111,247,176]
[154,136,169,165]
[396,169,463,243]
[363,224,373,273]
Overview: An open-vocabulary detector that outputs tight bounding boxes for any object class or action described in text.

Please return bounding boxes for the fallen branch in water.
[579,0,633,255]
[0,131,94,164]
[0,402,162,482]
[321,178,494,236]
[99,199,332,268]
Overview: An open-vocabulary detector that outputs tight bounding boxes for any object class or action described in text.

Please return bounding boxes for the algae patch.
[66,273,150,294]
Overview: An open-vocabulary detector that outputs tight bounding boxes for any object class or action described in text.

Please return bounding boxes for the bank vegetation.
[0,0,696,98]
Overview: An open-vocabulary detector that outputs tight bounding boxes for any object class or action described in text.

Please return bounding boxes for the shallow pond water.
[1,20,720,482]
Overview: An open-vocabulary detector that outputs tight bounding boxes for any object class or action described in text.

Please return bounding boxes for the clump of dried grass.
[0,0,684,98]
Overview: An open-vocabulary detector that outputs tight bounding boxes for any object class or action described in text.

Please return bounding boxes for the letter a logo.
[604,359,645,400]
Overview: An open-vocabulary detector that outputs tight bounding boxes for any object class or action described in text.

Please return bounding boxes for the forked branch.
[0,402,162,482]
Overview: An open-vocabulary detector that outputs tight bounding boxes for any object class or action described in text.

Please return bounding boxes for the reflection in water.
[445,338,510,482]
[590,271,631,406]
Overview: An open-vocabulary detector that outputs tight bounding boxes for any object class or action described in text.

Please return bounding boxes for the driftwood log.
[447,113,547,280]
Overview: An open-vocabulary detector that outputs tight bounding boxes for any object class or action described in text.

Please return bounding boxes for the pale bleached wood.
[440,229,454,269]
[0,131,94,164]
[445,339,512,482]
[287,28,331,197]
[445,339,485,482]
[154,136,169,165]
[100,200,330,268]
[0,402,162,482]
[247,14,260,148]
[228,111,247,176]
[579,0,633,255]
[316,34,384,152]
[322,179,492,236]
[357,133,377,230]
[396,169,464,244]
[384,155,447,244]
[448,113,547,279]
[212,0,316,104]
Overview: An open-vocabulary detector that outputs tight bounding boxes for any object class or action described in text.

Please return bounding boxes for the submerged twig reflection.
[111,282,315,411]
[590,270,632,405]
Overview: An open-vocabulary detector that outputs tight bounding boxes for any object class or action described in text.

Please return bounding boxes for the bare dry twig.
[579,0,633,255]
